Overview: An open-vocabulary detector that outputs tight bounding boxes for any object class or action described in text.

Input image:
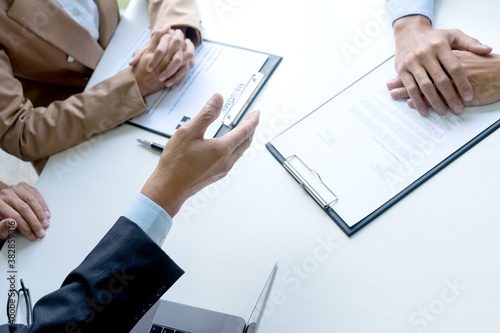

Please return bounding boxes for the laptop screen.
[244,263,279,333]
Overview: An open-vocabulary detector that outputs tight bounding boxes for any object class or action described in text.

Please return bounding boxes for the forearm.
[20,218,182,332]
[0,65,147,162]
[147,0,202,45]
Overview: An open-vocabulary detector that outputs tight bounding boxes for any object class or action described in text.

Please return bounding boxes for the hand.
[391,15,492,116]
[141,93,260,217]
[388,51,500,110]
[0,183,51,241]
[0,219,15,241]
[130,26,195,92]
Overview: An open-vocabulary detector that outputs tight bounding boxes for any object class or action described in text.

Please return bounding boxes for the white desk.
[2,0,500,332]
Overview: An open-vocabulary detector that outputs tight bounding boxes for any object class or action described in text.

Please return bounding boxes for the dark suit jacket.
[1,217,183,332]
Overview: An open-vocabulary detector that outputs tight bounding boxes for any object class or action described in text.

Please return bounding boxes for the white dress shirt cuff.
[124,193,172,246]
[387,0,434,25]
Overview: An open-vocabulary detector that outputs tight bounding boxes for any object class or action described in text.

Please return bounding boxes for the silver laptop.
[130,263,278,333]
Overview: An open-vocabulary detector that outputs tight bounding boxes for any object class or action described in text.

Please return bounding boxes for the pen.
[137,139,164,152]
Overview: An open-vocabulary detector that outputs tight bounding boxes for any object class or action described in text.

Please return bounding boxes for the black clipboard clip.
[283,155,338,209]
[222,72,265,127]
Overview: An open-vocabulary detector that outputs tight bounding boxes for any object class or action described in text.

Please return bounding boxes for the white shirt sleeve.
[387,0,435,24]
[124,193,173,247]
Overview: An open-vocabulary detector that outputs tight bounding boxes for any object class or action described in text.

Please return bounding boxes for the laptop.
[130,263,279,333]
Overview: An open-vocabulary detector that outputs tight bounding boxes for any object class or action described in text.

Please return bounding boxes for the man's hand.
[141,93,260,217]
[130,25,195,94]
[0,183,51,241]
[390,15,491,116]
[388,51,500,110]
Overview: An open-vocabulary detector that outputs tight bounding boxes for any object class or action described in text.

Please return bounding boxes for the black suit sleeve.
[1,217,183,333]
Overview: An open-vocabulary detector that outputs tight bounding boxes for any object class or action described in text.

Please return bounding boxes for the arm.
[0,50,144,162]
[0,48,168,163]
[4,217,184,332]
[386,0,492,116]
[1,93,259,331]
[147,0,202,46]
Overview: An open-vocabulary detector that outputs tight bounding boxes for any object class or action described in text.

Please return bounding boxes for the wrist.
[140,170,187,218]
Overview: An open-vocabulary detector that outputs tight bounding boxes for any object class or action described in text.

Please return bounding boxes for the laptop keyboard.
[149,324,192,333]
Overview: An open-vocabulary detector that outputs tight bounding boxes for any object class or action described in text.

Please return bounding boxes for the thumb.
[452,30,492,54]
[184,93,224,139]
[0,219,16,241]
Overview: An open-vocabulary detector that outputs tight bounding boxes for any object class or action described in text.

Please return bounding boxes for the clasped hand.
[131,25,195,96]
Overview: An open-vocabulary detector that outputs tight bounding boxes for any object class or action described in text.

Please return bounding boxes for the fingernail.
[463,91,473,101]
[29,233,37,241]
[418,107,427,115]
[42,219,50,228]
[454,105,464,115]
[437,106,447,116]
[160,76,166,82]
[208,94,222,107]
[45,210,51,217]
[36,229,45,238]
[147,67,153,72]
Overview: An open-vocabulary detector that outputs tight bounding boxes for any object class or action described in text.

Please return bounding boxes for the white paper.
[270,58,500,227]
[107,28,269,138]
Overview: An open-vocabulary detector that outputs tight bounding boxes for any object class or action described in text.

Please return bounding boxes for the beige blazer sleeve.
[0,0,201,169]
[0,50,147,163]
[148,0,202,45]
[0,181,8,190]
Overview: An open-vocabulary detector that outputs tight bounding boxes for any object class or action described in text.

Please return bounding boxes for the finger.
[451,29,492,55]
[427,60,464,115]
[399,71,429,116]
[434,54,471,106]
[386,77,404,90]
[160,48,183,83]
[410,63,448,116]
[0,201,36,240]
[229,122,257,161]
[164,63,190,88]
[147,24,171,53]
[162,39,195,84]
[147,34,172,72]
[15,183,50,229]
[183,93,224,138]
[408,95,432,109]
[219,110,260,150]
[8,187,46,238]
[0,219,16,240]
[24,183,51,220]
[389,87,410,99]
[160,29,184,73]
[129,45,146,66]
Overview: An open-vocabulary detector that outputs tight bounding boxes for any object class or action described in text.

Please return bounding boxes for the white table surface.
[2,0,499,332]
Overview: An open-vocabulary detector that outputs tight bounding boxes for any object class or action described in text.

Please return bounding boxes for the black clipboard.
[127,40,281,138]
[266,56,500,237]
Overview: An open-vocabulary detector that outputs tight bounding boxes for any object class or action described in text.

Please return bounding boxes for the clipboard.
[266,56,500,237]
[126,39,282,138]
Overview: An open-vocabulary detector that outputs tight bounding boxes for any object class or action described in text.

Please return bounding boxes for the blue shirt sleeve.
[387,0,434,24]
[124,193,172,246]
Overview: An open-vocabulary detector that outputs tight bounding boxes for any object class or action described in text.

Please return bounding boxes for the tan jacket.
[0,0,201,172]
[0,180,7,190]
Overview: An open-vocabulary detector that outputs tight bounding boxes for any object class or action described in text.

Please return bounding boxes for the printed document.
[107,28,268,137]
[270,58,500,227]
